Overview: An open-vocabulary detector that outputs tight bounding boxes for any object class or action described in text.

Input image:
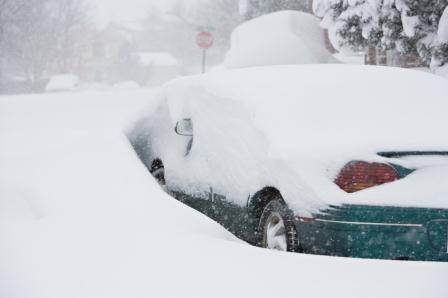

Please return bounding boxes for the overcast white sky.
[87,0,178,25]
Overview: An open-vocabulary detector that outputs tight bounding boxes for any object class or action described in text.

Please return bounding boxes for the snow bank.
[1,90,448,298]
[45,74,80,92]
[161,65,448,211]
[435,64,448,78]
[224,11,337,68]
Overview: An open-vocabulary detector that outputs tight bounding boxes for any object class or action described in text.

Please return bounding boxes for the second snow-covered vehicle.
[128,65,448,261]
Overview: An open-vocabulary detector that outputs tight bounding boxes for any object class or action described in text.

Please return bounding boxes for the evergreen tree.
[314,0,382,52]
[378,0,406,51]
[314,0,448,67]
[393,0,448,63]
[431,5,448,69]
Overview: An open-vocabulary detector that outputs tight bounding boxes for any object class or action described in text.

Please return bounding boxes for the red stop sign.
[196,31,214,49]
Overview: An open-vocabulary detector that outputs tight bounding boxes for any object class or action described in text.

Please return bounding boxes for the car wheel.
[150,158,165,185]
[259,200,300,252]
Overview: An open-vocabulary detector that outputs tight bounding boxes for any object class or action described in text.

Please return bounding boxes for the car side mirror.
[175,119,193,136]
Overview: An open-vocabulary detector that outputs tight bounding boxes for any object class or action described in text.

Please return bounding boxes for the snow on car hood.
[162,65,448,211]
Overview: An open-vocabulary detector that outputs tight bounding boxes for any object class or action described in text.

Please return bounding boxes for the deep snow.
[1,89,447,298]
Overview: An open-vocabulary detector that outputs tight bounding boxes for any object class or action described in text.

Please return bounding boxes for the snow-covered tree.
[0,0,24,89]
[393,0,448,63]
[431,5,448,71]
[7,0,92,86]
[314,0,383,52]
[51,0,93,73]
[314,0,448,66]
[377,0,405,50]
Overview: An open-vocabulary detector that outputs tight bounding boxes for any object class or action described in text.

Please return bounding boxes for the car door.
[172,117,258,244]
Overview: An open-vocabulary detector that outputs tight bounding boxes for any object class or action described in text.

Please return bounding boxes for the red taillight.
[335,161,399,193]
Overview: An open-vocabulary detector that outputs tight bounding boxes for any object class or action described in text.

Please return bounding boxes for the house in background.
[134,52,181,86]
[81,22,142,84]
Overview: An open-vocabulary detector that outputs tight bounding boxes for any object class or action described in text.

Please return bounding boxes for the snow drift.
[1,88,448,298]
[224,11,337,68]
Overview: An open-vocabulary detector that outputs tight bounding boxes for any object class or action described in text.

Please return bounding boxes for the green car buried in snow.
[128,65,448,262]
[134,140,448,262]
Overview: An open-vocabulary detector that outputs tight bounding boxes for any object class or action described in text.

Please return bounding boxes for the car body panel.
[299,205,448,261]
[169,188,448,261]
[172,190,260,245]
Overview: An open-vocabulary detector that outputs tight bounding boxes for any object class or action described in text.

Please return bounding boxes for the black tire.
[259,200,301,252]
[150,158,165,185]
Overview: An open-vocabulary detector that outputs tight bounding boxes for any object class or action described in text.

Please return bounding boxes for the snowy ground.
[1,89,447,298]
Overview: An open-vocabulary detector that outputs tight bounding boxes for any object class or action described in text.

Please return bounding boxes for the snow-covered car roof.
[165,64,448,160]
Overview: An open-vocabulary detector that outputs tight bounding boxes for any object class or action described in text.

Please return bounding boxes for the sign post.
[196,31,214,73]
